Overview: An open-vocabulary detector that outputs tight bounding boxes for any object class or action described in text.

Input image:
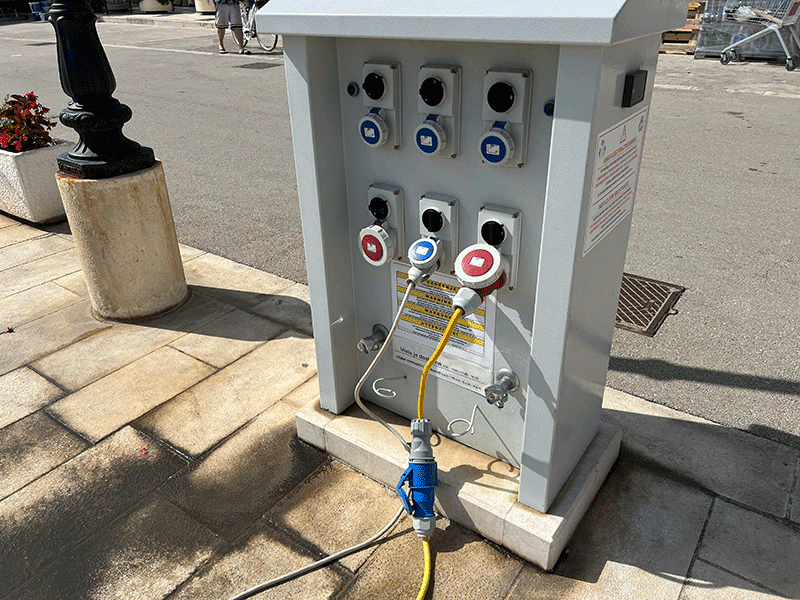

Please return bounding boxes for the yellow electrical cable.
[413,306,462,600]
[415,537,432,600]
[417,307,464,420]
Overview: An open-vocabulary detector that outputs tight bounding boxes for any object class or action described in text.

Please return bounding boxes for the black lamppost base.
[50,0,157,180]
[57,146,156,179]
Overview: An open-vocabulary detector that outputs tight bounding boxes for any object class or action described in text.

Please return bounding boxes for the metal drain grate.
[615,273,685,336]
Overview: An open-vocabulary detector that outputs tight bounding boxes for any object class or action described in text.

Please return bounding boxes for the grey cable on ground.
[353,281,416,455]
[229,506,406,600]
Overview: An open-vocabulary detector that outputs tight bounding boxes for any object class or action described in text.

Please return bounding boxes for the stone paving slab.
[158,400,325,542]
[0,248,80,298]
[697,499,800,598]
[136,332,316,456]
[51,270,87,297]
[168,307,285,368]
[0,224,46,248]
[182,252,295,310]
[0,427,186,597]
[48,346,215,443]
[0,367,63,428]
[0,281,81,328]
[602,388,799,520]
[680,560,782,600]
[0,213,17,228]
[0,411,89,501]
[6,495,222,600]
[336,517,524,600]
[33,291,233,391]
[250,281,313,335]
[0,234,74,272]
[265,460,402,573]
[791,480,800,524]
[178,243,205,262]
[0,300,110,376]
[282,374,319,409]
[166,520,351,600]
[505,460,712,600]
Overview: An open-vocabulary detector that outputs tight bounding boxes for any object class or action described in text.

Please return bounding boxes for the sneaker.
[218,48,227,54]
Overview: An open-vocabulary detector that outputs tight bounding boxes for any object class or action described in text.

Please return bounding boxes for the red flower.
[0,133,9,147]
[13,141,22,152]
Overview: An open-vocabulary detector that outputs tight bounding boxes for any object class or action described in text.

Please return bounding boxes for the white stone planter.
[194,0,214,14]
[138,0,173,12]
[0,140,71,224]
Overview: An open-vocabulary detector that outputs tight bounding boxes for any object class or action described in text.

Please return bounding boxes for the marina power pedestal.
[259,0,685,568]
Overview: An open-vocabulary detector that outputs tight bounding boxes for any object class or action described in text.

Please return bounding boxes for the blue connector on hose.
[396,419,437,538]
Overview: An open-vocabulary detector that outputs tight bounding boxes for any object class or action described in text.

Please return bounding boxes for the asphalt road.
[1,21,798,449]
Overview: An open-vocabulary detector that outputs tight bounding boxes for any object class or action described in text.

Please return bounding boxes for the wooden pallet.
[661,2,703,54]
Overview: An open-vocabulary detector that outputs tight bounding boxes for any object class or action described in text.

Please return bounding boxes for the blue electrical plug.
[396,419,437,537]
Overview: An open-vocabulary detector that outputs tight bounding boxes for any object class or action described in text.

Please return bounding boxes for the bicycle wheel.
[238,4,251,47]
[255,21,278,52]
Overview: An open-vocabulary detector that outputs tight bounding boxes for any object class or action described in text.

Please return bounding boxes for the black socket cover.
[368,197,390,221]
[481,220,506,246]
[363,72,386,101]
[487,81,515,114]
[419,76,445,107]
[421,208,445,233]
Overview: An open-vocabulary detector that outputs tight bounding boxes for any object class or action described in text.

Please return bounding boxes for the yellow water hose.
[417,307,464,420]
[413,306,463,600]
[415,537,432,600]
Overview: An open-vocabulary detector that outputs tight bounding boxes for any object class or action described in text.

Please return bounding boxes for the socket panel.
[419,194,459,273]
[477,204,522,290]
[416,64,462,159]
[482,68,533,168]
[362,61,402,149]
[369,183,405,260]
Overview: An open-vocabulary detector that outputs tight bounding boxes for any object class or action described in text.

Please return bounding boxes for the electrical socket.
[369,183,405,260]
[478,204,522,289]
[419,194,458,273]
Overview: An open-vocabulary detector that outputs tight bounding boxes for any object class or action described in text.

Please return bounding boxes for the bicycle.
[239,0,278,52]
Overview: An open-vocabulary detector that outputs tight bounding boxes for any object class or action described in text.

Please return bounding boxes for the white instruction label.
[391,264,494,393]
[584,106,648,256]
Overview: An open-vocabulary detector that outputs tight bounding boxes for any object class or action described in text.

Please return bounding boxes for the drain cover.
[615,273,684,336]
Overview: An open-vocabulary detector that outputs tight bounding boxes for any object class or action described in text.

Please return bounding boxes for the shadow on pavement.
[609,356,800,397]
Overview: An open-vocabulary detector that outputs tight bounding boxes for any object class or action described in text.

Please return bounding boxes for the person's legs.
[227,6,247,53]
[231,26,245,51]
[215,4,231,52]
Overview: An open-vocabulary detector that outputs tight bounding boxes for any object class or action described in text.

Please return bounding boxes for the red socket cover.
[359,225,394,267]
[362,234,384,262]
[455,244,503,288]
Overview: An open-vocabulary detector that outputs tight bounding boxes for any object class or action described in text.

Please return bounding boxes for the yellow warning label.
[391,263,494,369]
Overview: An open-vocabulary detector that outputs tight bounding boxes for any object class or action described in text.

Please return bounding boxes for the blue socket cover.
[479,124,515,166]
[416,126,440,154]
[359,108,387,147]
[408,238,441,271]
[414,116,446,156]
[480,133,508,163]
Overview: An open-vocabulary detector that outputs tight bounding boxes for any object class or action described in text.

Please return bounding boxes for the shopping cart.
[719,0,800,69]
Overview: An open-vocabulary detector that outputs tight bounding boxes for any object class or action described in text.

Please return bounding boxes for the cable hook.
[373,375,406,398]
[447,404,479,438]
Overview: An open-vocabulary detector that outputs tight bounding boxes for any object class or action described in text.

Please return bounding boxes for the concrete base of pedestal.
[296,398,621,571]
[56,161,188,321]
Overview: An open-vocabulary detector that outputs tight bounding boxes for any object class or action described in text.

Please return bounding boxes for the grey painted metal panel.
[283,36,360,413]
[258,0,686,45]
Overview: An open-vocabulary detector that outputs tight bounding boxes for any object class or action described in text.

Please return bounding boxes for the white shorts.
[215,3,242,28]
